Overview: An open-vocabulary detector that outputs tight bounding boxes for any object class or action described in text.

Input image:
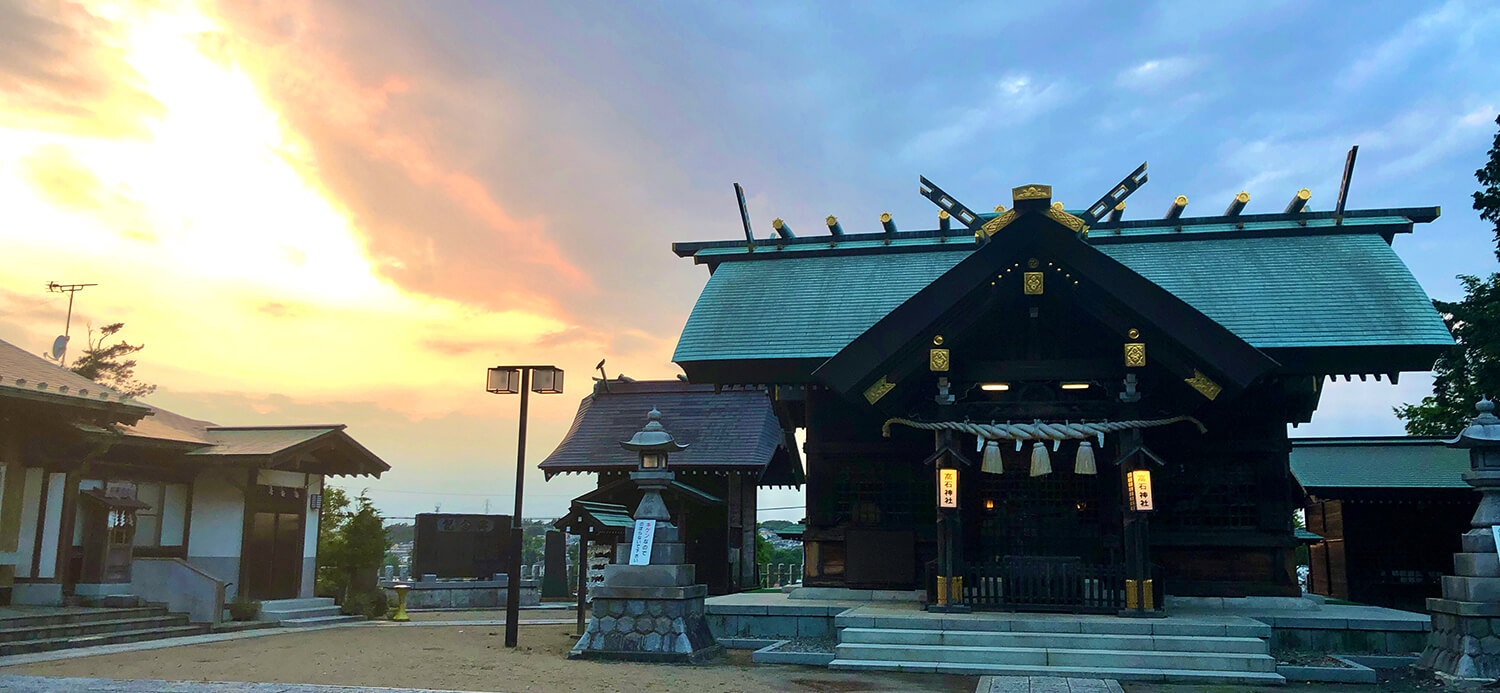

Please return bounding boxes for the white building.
[0,337,388,618]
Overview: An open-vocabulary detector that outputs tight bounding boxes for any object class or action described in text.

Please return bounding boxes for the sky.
[0,0,1496,522]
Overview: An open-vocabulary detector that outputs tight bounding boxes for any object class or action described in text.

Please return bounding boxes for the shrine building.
[0,336,389,617]
[668,171,1451,612]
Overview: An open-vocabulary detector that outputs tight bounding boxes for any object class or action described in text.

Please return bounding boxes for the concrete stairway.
[0,606,209,656]
[256,597,362,627]
[829,610,1285,685]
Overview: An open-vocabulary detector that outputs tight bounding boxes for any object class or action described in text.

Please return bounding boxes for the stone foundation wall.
[1419,611,1500,678]
[574,595,717,660]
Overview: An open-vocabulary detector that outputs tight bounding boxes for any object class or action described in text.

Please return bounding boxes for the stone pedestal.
[569,521,720,662]
[1420,530,1500,678]
[1419,399,1500,680]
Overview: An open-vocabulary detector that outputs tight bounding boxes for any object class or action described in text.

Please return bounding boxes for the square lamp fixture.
[641,452,666,470]
[486,367,521,394]
[530,366,564,394]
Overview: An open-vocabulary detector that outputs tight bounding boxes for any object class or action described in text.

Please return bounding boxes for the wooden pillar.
[575,535,587,635]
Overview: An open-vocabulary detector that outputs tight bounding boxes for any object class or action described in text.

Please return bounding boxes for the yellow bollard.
[391,584,411,622]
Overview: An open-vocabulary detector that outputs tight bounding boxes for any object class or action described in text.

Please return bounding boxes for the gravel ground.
[1,625,973,693]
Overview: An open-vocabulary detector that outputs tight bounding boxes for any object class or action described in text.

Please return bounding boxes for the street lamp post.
[486,364,564,648]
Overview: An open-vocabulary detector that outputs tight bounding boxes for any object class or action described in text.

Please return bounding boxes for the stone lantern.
[1419,398,1500,679]
[569,408,720,662]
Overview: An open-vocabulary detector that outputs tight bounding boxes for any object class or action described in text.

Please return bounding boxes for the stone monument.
[1419,399,1500,679]
[541,530,570,599]
[570,409,720,662]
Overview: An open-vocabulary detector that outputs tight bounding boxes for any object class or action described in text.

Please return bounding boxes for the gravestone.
[542,530,570,598]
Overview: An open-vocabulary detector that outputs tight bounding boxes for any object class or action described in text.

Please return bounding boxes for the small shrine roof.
[1290,436,1470,489]
[539,378,803,487]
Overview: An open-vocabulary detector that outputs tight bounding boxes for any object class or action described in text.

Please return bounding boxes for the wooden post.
[576,535,588,635]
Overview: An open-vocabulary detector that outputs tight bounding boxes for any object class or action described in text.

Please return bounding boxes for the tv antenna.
[45,281,96,364]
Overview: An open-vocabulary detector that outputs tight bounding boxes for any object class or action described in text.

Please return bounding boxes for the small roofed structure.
[0,334,388,611]
[1292,437,1475,610]
[540,378,803,594]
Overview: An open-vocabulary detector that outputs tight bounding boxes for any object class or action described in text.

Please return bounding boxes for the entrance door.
[245,512,304,600]
[243,485,306,601]
[962,444,1126,612]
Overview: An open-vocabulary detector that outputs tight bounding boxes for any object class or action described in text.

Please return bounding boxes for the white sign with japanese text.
[1128,469,1154,512]
[629,519,656,565]
[938,468,959,509]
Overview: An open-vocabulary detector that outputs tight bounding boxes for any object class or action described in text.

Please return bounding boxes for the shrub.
[228,594,260,622]
[340,590,390,620]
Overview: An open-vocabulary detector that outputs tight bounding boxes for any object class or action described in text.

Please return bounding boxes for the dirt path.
[3,625,975,693]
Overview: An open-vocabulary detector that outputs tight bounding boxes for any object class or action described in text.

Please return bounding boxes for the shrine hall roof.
[1290,436,1470,489]
[672,207,1450,368]
[539,378,803,487]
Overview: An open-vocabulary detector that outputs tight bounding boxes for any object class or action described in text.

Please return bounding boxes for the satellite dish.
[51,335,69,360]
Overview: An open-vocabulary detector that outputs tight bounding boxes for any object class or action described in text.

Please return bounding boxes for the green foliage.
[1397,116,1500,434]
[384,522,414,545]
[1477,115,1500,263]
[340,590,389,620]
[315,487,352,598]
[521,519,549,565]
[342,495,387,569]
[315,488,385,599]
[68,322,156,398]
[227,595,260,622]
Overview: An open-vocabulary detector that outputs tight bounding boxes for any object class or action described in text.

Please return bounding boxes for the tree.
[69,322,156,397]
[1478,115,1500,263]
[315,487,352,598]
[1396,114,1500,434]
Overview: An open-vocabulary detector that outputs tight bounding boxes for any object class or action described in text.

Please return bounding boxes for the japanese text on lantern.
[938,468,959,508]
[1127,469,1154,511]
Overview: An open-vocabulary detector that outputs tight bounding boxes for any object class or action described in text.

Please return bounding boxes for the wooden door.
[243,484,306,601]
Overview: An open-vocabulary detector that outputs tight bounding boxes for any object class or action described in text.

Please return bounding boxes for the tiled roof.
[673,214,1450,365]
[674,251,969,362]
[190,425,344,456]
[1096,234,1452,349]
[1290,437,1470,489]
[0,337,145,411]
[539,379,797,482]
[117,406,215,444]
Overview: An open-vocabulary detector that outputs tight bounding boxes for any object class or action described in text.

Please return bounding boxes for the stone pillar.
[1420,399,1500,679]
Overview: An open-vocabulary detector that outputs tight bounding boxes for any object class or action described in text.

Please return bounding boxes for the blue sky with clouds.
[3,0,1496,520]
[266,0,1500,517]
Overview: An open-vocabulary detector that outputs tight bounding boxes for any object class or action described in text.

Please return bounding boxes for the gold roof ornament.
[1013,184,1053,202]
[979,208,1018,238]
[1184,369,1221,400]
[863,376,897,404]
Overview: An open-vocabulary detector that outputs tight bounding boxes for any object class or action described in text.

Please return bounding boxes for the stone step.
[834,614,1270,639]
[258,597,336,610]
[838,627,1267,654]
[0,615,191,644]
[257,605,343,621]
[280,615,365,628]
[829,658,1286,685]
[0,624,210,656]
[835,643,1277,673]
[0,606,168,631]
